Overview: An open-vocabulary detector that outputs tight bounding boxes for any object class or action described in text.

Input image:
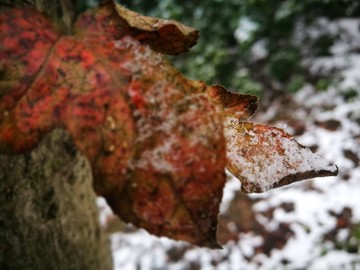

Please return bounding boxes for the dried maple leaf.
[113,2,199,55]
[0,1,337,248]
[207,85,337,193]
[0,2,224,248]
[225,122,338,192]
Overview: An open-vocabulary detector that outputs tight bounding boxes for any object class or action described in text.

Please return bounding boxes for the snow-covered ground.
[97,17,360,270]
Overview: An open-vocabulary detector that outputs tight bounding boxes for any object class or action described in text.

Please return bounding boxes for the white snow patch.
[134,134,178,172]
[250,39,268,60]
[309,250,360,270]
[219,172,242,212]
[235,17,259,42]
[97,197,114,227]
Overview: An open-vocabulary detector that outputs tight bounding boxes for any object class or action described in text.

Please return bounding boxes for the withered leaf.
[225,121,338,193]
[0,5,224,247]
[205,85,337,193]
[114,2,199,55]
[207,84,258,120]
[0,1,338,248]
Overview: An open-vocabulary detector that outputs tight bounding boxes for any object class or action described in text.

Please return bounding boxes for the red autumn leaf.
[0,3,225,247]
[0,2,338,248]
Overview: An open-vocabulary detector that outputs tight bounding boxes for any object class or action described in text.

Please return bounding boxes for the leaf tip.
[207,84,259,120]
[225,123,340,193]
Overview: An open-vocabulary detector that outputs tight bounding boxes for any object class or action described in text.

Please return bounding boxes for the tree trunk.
[0,130,113,270]
[0,1,112,269]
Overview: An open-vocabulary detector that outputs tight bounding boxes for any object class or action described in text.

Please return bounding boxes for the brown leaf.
[207,85,338,193]
[114,2,199,55]
[0,6,224,247]
[207,84,258,120]
[0,3,338,249]
[225,122,338,193]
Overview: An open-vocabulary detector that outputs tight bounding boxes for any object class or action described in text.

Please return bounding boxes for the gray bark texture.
[0,130,113,270]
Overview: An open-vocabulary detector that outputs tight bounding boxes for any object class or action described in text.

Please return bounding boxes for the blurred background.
[121,0,360,103]
[80,0,360,269]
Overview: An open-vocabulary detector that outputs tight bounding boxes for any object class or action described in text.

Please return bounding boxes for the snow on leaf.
[225,121,338,193]
[0,4,224,247]
[114,2,199,55]
[206,84,338,193]
[0,2,338,248]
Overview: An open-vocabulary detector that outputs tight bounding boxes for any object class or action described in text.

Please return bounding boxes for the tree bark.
[0,1,113,268]
[0,130,113,270]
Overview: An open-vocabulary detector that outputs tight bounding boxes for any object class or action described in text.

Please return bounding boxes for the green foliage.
[287,75,305,93]
[239,0,359,94]
[312,34,335,57]
[316,77,335,91]
[75,0,100,15]
[120,0,360,95]
[333,225,360,254]
[354,226,360,240]
[341,88,359,102]
[120,0,258,94]
[268,49,301,83]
